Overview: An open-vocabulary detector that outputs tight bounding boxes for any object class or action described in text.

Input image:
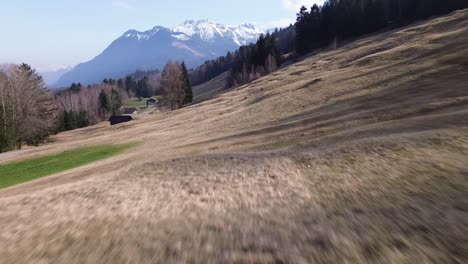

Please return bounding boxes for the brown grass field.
[1,10,468,263]
[192,71,230,103]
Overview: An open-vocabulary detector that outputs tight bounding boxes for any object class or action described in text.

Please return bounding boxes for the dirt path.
[0,149,32,163]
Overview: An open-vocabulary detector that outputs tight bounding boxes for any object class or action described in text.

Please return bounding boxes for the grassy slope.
[0,145,132,189]
[192,71,229,103]
[0,10,467,263]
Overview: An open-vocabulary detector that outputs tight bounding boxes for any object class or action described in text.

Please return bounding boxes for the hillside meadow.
[0,9,467,263]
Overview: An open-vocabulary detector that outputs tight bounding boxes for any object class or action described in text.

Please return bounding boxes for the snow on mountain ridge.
[173,20,264,45]
[123,26,168,41]
[122,20,264,45]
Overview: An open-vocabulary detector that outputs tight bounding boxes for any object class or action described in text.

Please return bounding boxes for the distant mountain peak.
[55,19,264,87]
[122,26,170,41]
[173,20,263,45]
[120,20,263,45]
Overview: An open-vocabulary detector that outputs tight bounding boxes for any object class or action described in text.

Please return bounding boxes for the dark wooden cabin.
[109,115,133,126]
[147,98,158,107]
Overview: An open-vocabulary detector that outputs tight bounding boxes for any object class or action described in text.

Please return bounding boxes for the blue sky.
[0,0,324,71]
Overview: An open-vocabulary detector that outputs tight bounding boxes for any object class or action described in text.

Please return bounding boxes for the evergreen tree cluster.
[55,82,84,96]
[190,28,293,88]
[55,77,127,133]
[117,75,155,98]
[190,53,234,87]
[295,0,468,54]
[69,82,83,93]
[129,69,160,80]
[273,26,296,56]
[181,63,193,104]
[58,110,89,132]
[56,85,124,133]
[106,69,161,98]
[98,89,122,116]
[229,33,280,86]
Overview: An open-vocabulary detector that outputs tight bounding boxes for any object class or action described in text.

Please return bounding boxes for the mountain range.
[40,66,74,86]
[53,20,264,88]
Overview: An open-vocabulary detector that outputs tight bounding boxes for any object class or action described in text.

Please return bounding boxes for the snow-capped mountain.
[173,20,263,45]
[55,20,263,87]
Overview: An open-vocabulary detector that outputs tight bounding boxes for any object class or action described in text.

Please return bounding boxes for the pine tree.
[181,62,193,104]
[110,89,122,115]
[63,110,72,131]
[98,89,110,117]
[117,79,125,90]
[137,77,152,98]
[69,82,81,93]
[125,76,137,96]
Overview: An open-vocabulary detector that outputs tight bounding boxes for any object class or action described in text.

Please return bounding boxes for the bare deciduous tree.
[55,80,128,125]
[161,61,185,110]
[0,64,57,151]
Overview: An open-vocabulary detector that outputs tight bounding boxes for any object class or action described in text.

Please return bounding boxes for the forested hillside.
[190,0,468,92]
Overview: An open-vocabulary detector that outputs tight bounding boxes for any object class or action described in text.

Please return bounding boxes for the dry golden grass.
[192,71,230,103]
[1,9,468,263]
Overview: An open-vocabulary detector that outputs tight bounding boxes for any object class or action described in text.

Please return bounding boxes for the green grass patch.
[0,144,133,189]
[123,96,162,108]
[123,98,147,108]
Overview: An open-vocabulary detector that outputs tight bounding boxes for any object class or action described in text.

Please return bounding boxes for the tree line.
[55,82,119,132]
[0,64,154,152]
[295,0,468,54]
[54,59,193,134]
[100,61,193,112]
[54,68,163,132]
[190,27,294,88]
